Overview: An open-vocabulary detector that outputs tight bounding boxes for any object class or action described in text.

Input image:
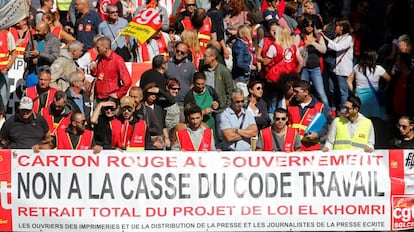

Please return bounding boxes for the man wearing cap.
[0,96,53,152]
[117,96,163,150]
[55,112,102,154]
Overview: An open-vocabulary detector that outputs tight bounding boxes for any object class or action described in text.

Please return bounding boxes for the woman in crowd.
[90,97,121,149]
[347,49,391,120]
[247,80,269,130]
[36,0,55,24]
[390,116,414,149]
[181,30,203,70]
[164,78,181,136]
[301,1,323,30]
[143,82,171,149]
[224,0,249,44]
[299,15,329,108]
[321,18,353,113]
[42,12,76,46]
[232,24,257,96]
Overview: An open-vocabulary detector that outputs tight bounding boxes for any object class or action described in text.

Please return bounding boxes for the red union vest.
[262,37,298,83]
[109,118,123,148]
[0,30,10,70]
[26,87,58,113]
[182,17,212,50]
[140,34,169,63]
[56,129,93,150]
[260,126,297,152]
[40,108,72,136]
[9,27,33,58]
[288,101,323,151]
[128,120,147,150]
[176,128,213,151]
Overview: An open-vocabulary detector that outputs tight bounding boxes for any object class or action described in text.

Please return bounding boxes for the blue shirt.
[219,107,256,151]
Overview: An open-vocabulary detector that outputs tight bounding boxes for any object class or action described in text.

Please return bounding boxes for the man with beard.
[40,91,73,140]
[202,45,233,112]
[323,96,375,152]
[117,96,163,150]
[256,108,301,151]
[0,96,52,152]
[24,21,60,86]
[172,102,215,151]
[55,112,102,153]
[165,42,195,121]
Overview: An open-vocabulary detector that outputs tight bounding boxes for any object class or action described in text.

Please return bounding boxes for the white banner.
[0,0,29,30]
[0,149,414,231]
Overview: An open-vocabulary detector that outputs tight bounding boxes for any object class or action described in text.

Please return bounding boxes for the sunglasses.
[176,50,186,55]
[185,3,196,7]
[305,23,314,28]
[103,106,116,111]
[171,87,180,91]
[255,87,262,91]
[344,106,354,111]
[109,11,118,14]
[233,100,244,104]
[121,106,133,112]
[275,117,287,121]
[148,92,159,96]
[397,124,409,130]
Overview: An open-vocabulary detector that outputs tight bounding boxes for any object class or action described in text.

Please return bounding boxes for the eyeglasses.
[233,100,244,104]
[185,3,196,7]
[121,106,133,112]
[344,106,354,111]
[275,117,287,121]
[148,92,159,96]
[171,87,180,91]
[103,106,116,111]
[176,50,186,55]
[397,124,409,130]
[255,87,262,91]
[293,89,304,94]
[109,11,118,14]
[75,119,86,124]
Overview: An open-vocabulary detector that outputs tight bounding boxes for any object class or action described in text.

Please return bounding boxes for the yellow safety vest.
[333,117,371,150]
[56,0,71,11]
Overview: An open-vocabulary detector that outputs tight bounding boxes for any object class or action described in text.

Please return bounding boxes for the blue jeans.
[329,75,349,110]
[301,67,330,108]
[0,72,8,107]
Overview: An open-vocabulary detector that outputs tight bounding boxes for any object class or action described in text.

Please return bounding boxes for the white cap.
[19,97,33,110]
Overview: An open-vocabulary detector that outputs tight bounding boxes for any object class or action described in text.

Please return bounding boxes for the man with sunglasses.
[288,80,330,151]
[322,96,375,152]
[98,4,131,61]
[165,42,196,121]
[256,108,301,152]
[174,0,197,34]
[218,88,257,151]
[55,112,102,153]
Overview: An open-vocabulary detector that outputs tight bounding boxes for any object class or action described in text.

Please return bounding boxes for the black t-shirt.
[390,137,414,149]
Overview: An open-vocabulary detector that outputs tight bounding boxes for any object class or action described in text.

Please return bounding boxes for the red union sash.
[121,0,162,43]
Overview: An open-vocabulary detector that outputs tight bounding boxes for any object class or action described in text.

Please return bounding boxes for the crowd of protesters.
[0,0,414,152]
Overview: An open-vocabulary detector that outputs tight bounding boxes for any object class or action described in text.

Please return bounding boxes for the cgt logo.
[392,196,414,230]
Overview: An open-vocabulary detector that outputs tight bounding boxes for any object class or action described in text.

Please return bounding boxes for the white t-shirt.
[354,64,387,89]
